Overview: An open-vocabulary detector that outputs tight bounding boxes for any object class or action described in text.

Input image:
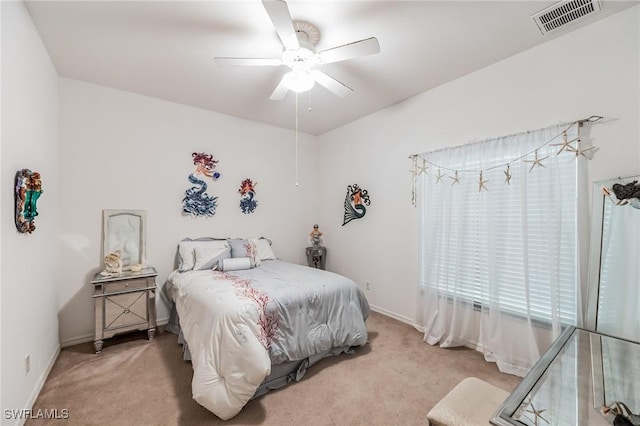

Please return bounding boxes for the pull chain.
[295,93,299,186]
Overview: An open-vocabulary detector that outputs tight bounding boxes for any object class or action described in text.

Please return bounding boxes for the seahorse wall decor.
[342,183,371,226]
[15,169,43,234]
[238,178,258,214]
[182,152,221,217]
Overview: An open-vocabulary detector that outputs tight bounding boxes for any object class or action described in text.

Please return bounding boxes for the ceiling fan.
[214,0,380,101]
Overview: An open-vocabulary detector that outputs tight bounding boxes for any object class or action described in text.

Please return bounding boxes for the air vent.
[532,0,602,35]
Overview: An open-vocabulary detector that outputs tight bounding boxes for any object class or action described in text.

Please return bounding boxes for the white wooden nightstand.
[90,267,157,353]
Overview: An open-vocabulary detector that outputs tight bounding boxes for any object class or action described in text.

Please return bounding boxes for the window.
[418,125,579,326]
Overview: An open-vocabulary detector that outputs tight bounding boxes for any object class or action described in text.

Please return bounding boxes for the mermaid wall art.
[238,178,258,214]
[182,152,221,217]
[15,169,43,233]
[342,183,371,226]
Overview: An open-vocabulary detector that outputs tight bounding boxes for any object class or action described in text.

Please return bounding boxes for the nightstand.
[305,246,327,270]
[91,267,157,354]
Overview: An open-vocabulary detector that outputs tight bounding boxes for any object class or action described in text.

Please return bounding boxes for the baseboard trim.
[17,345,61,426]
[60,317,171,348]
[369,304,417,329]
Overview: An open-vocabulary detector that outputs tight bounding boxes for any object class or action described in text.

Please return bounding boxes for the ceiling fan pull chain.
[308,90,312,112]
[295,92,299,186]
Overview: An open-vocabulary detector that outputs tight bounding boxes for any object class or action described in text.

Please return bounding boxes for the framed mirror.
[586,175,640,341]
[102,209,146,268]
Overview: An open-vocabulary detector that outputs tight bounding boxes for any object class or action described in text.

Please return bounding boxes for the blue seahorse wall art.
[342,183,371,226]
[182,152,221,217]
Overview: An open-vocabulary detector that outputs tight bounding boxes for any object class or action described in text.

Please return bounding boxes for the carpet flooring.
[28,311,521,425]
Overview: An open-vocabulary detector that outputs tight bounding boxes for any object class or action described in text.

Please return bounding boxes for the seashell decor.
[103,250,123,274]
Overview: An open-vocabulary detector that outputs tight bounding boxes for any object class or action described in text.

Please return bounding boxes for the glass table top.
[91,266,157,283]
[492,327,640,425]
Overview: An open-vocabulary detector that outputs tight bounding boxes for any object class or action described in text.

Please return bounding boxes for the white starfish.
[550,131,578,155]
[417,159,429,176]
[478,171,488,192]
[504,165,512,185]
[450,170,461,185]
[524,403,549,426]
[524,150,549,172]
[573,138,597,158]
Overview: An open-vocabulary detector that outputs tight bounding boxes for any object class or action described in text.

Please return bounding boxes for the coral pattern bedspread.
[166,260,369,420]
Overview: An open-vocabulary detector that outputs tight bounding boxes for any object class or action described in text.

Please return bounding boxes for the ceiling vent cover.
[532,0,602,34]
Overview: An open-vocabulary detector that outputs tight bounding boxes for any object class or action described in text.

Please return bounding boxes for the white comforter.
[166,260,369,419]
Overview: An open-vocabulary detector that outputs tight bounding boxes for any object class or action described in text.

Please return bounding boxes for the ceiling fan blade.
[269,78,290,101]
[310,70,353,97]
[262,0,300,51]
[215,57,282,67]
[317,37,380,64]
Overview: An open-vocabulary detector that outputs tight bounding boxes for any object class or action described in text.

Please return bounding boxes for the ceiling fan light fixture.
[282,47,317,68]
[214,0,380,100]
[282,68,315,93]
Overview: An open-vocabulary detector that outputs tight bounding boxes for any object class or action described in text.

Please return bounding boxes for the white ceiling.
[25,0,637,135]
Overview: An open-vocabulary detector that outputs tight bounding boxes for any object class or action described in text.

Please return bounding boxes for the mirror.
[586,175,640,342]
[102,210,146,268]
[591,333,640,417]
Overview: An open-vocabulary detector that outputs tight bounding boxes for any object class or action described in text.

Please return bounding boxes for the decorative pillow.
[193,245,231,271]
[250,237,277,261]
[228,238,247,257]
[219,257,254,271]
[177,238,229,272]
[228,238,259,266]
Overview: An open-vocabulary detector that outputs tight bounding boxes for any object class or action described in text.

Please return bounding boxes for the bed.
[165,237,370,420]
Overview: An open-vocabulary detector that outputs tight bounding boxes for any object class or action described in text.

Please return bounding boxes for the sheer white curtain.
[416,124,584,376]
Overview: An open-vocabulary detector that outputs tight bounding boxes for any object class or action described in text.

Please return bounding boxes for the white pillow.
[250,237,277,261]
[193,245,231,270]
[178,239,229,271]
[219,257,254,271]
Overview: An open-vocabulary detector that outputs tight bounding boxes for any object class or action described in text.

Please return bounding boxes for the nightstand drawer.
[103,278,148,294]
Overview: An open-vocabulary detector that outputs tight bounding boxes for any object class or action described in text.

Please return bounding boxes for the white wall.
[317,6,640,325]
[2,0,638,414]
[1,1,61,421]
[58,79,320,345]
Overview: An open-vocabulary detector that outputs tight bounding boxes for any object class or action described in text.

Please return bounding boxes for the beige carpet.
[28,312,521,425]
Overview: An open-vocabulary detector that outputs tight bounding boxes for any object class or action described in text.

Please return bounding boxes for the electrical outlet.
[365,281,371,291]
[25,354,30,375]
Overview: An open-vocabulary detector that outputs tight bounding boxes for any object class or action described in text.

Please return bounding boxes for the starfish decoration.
[504,164,512,185]
[417,158,429,176]
[524,149,549,172]
[523,401,550,426]
[435,168,445,183]
[450,170,461,185]
[573,138,597,158]
[478,171,488,192]
[550,131,578,155]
